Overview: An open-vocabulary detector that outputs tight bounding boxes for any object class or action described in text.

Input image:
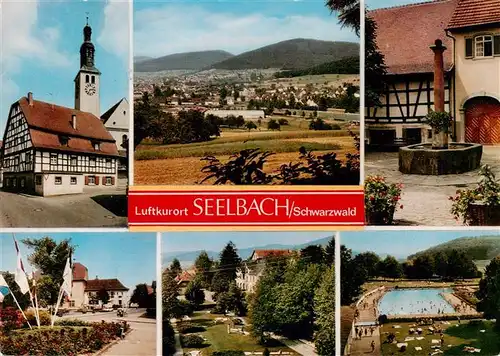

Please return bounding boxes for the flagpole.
[10,288,32,330]
[33,283,41,328]
[51,287,64,327]
[28,288,40,328]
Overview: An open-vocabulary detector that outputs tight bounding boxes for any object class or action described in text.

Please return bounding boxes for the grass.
[380,320,500,355]
[179,311,298,355]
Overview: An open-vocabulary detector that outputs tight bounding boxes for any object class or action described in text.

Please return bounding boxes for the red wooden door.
[465,97,500,144]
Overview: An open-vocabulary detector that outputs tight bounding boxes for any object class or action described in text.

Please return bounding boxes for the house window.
[5,179,10,187]
[110,291,115,297]
[122,135,128,146]
[59,136,69,146]
[70,156,77,166]
[50,154,58,165]
[475,35,493,57]
[88,176,96,185]
[105,176,112,185]
[70,177,77,185]
[35,175,42,185]
[12,179,17,187]
[93,142,100,151]
[20,178,25,188]
[25,152,31,163]
[90,157,96,167]
[106,158,112,168]
[55,176,62,185]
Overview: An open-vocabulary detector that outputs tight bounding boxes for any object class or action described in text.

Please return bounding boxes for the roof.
[101,98,127,124]
[369,0,458,74]
[85,278,128,291]
[175,269,196,284]
[251,249,293,260]
[73,262,88,281]
[448,0,500,30]
[17,97,119,156]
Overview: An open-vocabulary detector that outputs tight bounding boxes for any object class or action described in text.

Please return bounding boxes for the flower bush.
[365,175,403,225]
[0,321,129,355]
[425,111,453,133]
[24,309,51,327]
[450,165,500,224]
[0,307,24,333]
[181,334,206,348]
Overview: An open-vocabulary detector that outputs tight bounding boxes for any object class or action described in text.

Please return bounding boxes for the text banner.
[128,186,365,230]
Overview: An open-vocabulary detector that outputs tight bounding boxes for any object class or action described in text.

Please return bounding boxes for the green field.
[380,320,500,356]
[179,311,298,355]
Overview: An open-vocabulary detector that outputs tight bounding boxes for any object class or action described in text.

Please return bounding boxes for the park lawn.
[380,320,500,356]
[181,311,298,355]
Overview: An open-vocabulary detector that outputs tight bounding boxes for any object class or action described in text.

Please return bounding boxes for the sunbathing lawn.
[180,311,299,355]
[380,320,500,355]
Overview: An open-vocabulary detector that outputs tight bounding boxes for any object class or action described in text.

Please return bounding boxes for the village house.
[204,109,265,120]
[366,0,500,147]
[0,21,127,195]
[235,249,293,292]
[66,262,129,308]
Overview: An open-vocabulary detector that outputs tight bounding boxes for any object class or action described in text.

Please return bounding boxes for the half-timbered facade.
[2,94,119,196]
[366,0,458,147]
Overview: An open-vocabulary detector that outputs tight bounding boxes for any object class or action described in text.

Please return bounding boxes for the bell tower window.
[91,76,95,84]
[85,75,89,83]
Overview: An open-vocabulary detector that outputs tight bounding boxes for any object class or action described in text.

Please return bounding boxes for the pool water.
[378,288,455,316]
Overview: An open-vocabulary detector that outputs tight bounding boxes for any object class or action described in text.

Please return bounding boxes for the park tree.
[267,119,280,131]
[411,254,435,279]
[219,87,228,99]
[97,288,110,306]
[314,265,336,356]
[194,251,214,288]
[340,245,366,305]
[185,278,205,307]
[22,236,74,306]
[380,256,403,279]
[300,245,325,265]
[211,270,232,298]
[134,92,162,149]
[447,250,479,279]
[476,256,500,326]
[433,251,449,278]
[216,282,246,316]
[353,252,380,279]
[0,272,31,310]
[219,241,242,281]
[169,259,182,277]
[162,268,181,319]
[325,237,335,266]
[245,121,257,131]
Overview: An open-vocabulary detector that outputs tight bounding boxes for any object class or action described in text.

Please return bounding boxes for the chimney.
[28,92,34,106]
[72,114,77,130]
[430,39,447,112]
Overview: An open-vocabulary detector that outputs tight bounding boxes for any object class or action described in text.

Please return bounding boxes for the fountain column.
[430,39,447,112]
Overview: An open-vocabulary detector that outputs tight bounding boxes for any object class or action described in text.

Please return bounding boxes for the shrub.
[163,320,176,355]
[0,307,24,333]
[55,319,92,327]
[309,118,332,130]
[181,334,206,348]
[24,309,51,327]
[212,351,246,356]
[267,119,280,131]
[378,314,388,324]
[425,110,453,133]
[177,300,195,316]
[178,322,206,334]
[365,175,403,224]
[278,118,289,125]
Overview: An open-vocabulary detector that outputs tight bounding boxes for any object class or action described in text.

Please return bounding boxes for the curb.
[92,329,133,356]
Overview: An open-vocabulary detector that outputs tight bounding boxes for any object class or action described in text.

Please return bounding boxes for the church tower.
[74,18,101,117]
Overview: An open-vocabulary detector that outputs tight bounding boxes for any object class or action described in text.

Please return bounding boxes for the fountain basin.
[399,143,483,175]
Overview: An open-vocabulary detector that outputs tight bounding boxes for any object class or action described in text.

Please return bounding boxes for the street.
[0,187,127,228]
[59,308,157,356]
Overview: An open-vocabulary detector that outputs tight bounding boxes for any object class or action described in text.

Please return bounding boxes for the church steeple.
[79,17,97,69]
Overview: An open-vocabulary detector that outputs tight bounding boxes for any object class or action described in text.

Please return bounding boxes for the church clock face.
[85,83,96,96]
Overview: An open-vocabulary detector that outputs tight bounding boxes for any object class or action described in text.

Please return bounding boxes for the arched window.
[85,75,89,83]
[91,75,95,84]
[122,134,128,145]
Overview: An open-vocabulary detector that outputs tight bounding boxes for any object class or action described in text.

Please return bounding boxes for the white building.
[204,110,265,119]
[101,98,130,174]
[1,21,125,195]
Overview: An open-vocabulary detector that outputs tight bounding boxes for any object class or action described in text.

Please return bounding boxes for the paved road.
[365,146,500,226]
[0,187,127,228]
[60,309,156,356]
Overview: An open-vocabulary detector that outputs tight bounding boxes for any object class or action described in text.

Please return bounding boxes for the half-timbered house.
[1,21,126,196]
[366,0,500,147]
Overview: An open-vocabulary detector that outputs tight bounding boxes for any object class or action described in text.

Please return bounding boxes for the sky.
[162,231,334,253]
[341,230,500,258]
[134,0,358,58]
[366,0,430,10]
[0,232,156,290]
[0,0,130,133]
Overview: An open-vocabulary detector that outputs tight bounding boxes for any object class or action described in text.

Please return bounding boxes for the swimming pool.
[378,288,456,316]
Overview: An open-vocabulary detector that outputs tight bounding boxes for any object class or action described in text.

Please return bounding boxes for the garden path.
[365,146,500,226]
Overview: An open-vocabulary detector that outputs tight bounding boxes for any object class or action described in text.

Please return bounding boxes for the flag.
[61,252,72,297]
[0,274,9,303]
[14,237,30,294]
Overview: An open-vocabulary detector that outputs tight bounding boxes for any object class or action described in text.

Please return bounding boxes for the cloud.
[134,4,357,57]
[97,0,130,60]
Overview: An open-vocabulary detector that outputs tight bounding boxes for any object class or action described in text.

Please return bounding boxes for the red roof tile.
[369,0,458,74]
[175,270,196,283]
[448,0,500,30]
[252,249,293,260]
[73,262,88,281]
[85,278,128,291]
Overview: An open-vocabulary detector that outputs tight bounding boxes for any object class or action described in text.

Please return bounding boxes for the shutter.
[111,177,115,185]
[102,176,106,185]
[95,176,99,185]
[85,176,89,185]
[465,38,473,58]
[494,35,500,55]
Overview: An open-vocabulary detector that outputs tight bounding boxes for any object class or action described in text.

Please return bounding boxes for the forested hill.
[409,236,500,261]
[274,56,359,77]
[134,50,234,72]
[209,38,359,70]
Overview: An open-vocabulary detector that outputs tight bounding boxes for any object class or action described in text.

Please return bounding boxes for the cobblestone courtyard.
[365,146,500,226]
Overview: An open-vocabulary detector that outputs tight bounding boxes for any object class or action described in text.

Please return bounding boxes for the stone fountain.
[399,39,482,175]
